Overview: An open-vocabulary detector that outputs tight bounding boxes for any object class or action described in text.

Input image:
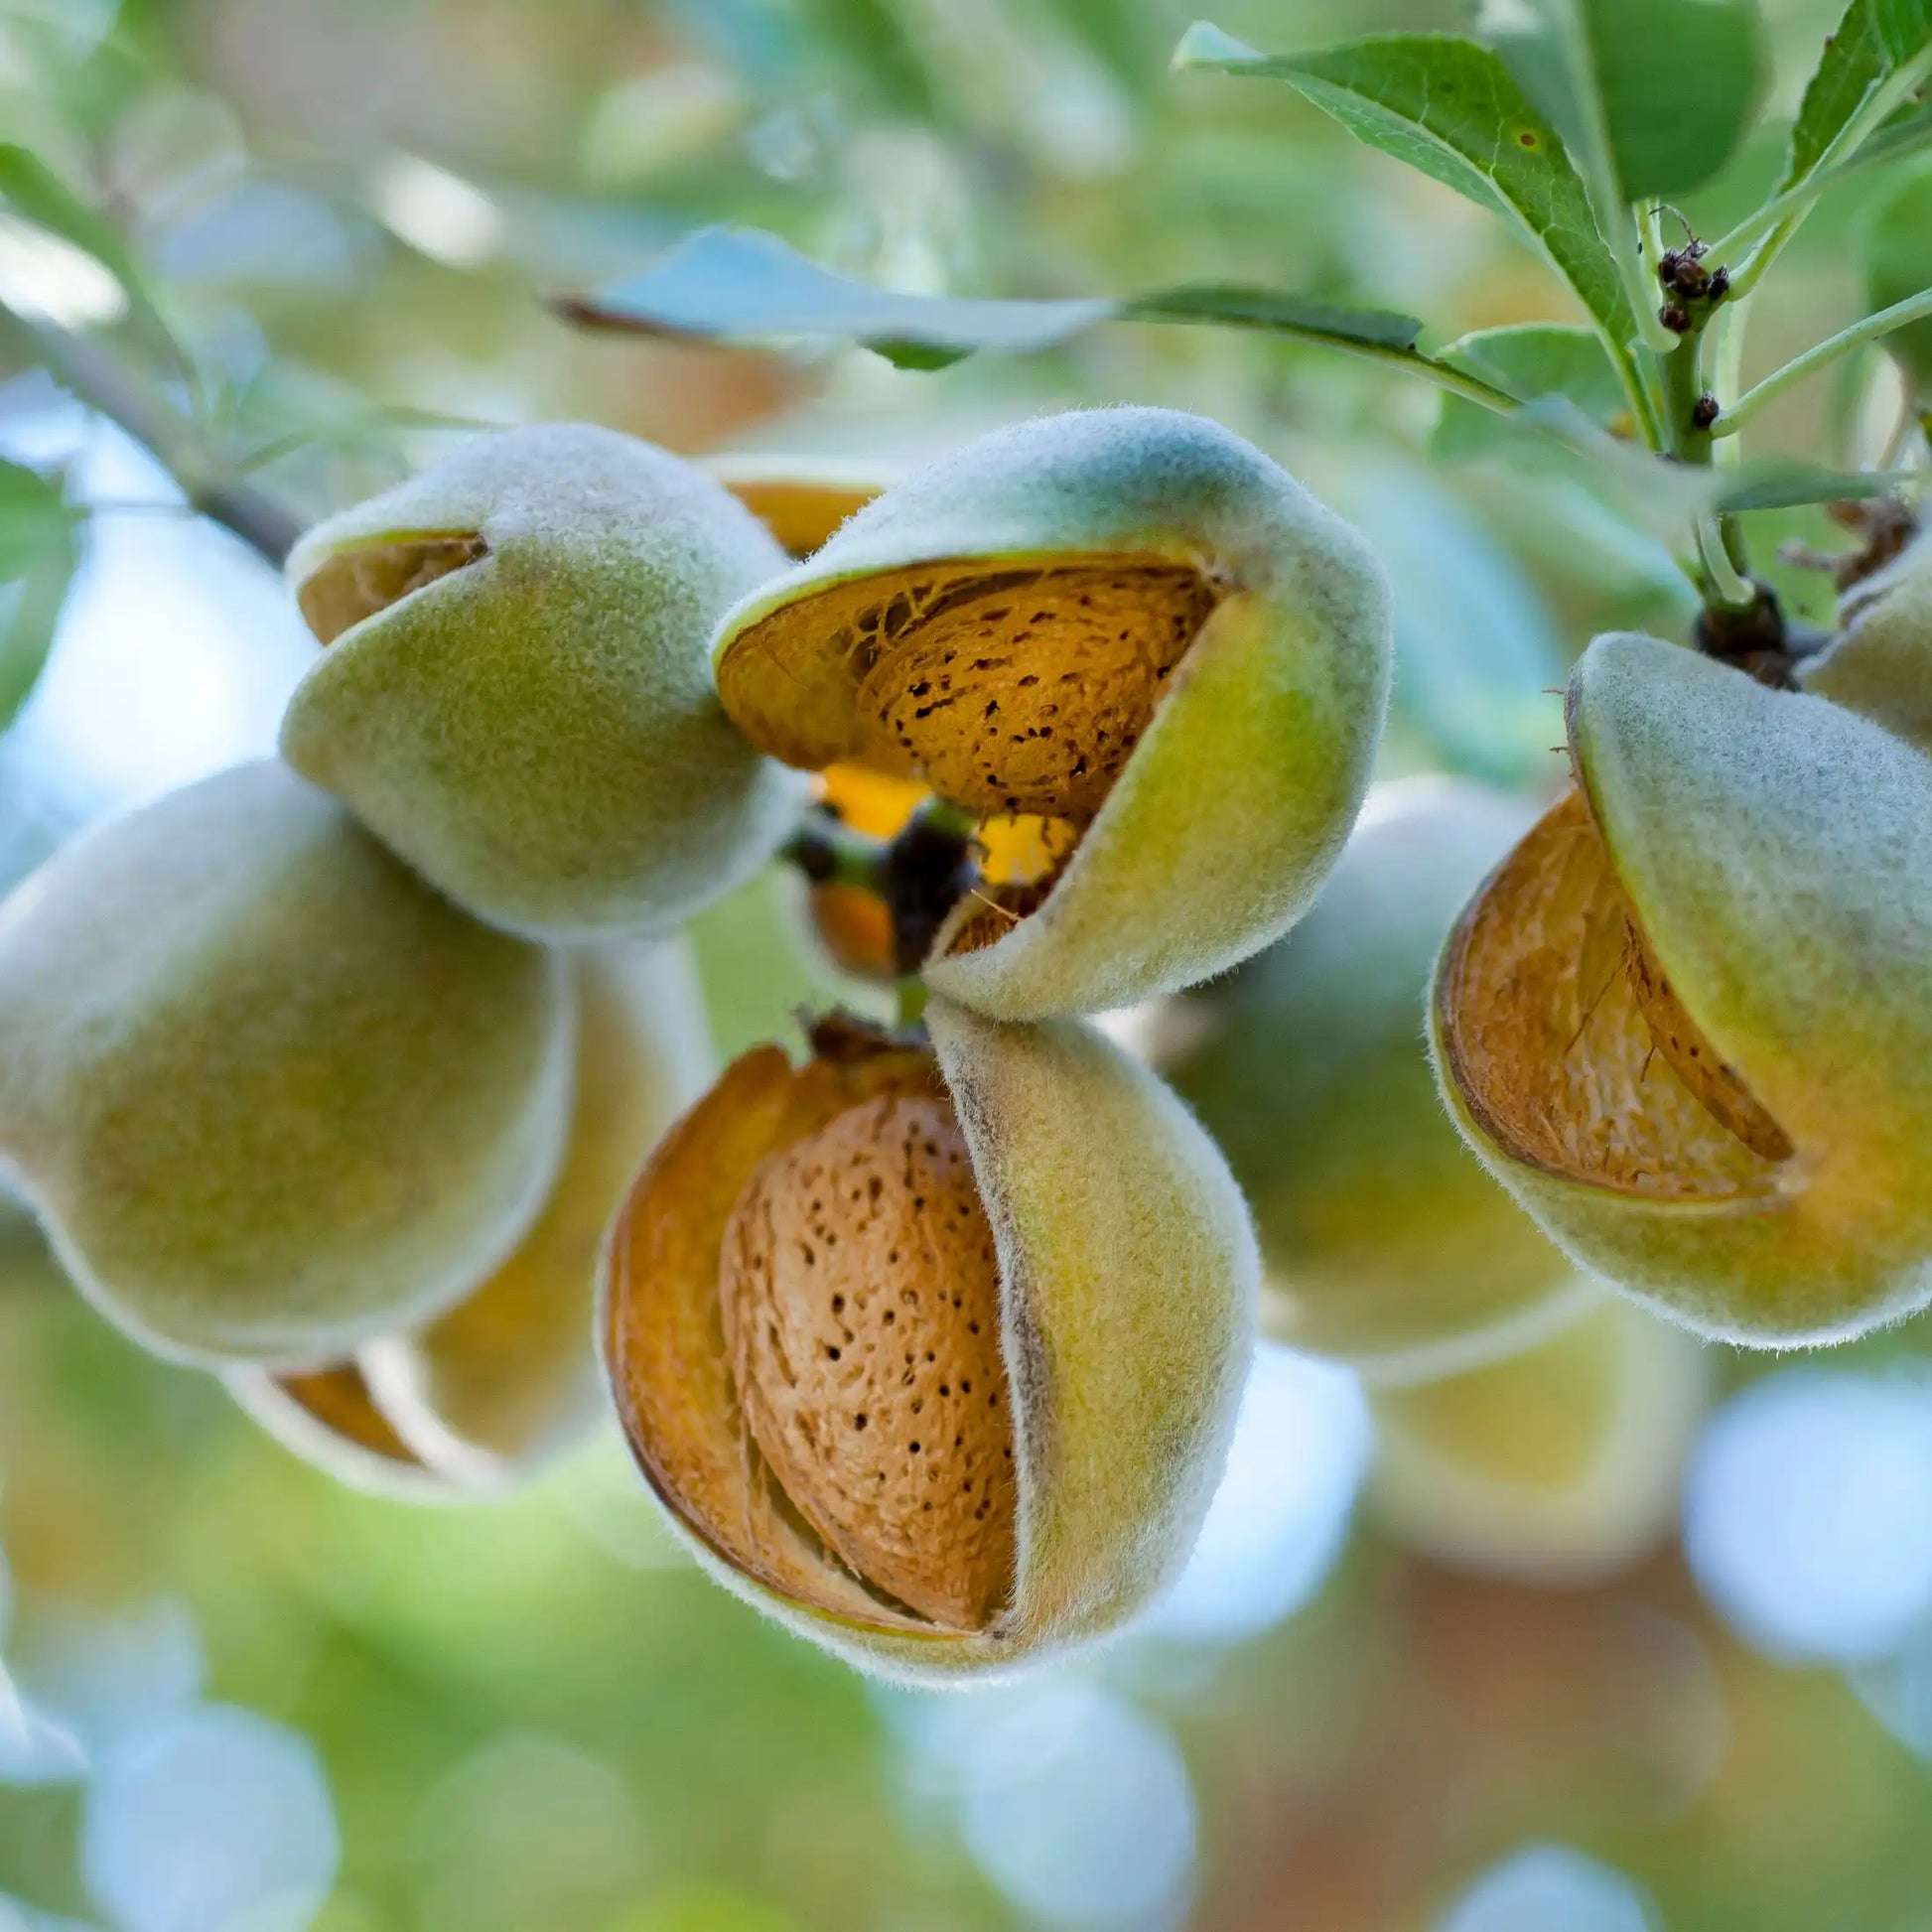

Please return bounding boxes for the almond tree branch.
[5,314,299,566]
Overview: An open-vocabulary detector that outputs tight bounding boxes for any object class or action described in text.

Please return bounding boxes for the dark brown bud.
[1671,256,1711,299]
[1659,303,1693,335]
[1692,394,1721,431]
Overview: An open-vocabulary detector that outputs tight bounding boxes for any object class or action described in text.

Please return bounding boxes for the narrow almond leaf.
[556,225,1114,357]
[558,227,1514,403]
[0,458,77,731]
[1173,25,1641,357]
[1122,284,1422,349]
[1713,461,1912,512]
[1495,400,1904,524]
[1782,0,1932,192]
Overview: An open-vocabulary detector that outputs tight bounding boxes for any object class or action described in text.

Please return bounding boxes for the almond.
[0,759,573,1368]
[721,1090,1016,1629]
[1433,634,1932,1345]
[281,422,805,941]
[602,1000,1258,1681]
[710,406,1391,1021]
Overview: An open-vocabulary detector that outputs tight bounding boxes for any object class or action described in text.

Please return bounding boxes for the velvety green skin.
[631,1000,1259,1685]
[712,407,1393,1021]
[1800,530,1932,755]
[1434,634,1932,1345]
[0,761,573,1367]
[1163,777,1587,1383]
[282,423,805,940]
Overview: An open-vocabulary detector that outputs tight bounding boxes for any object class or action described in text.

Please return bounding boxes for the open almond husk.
[225,1363,466,1502]
[1432,632,1932,1345]
[1369,1291,1710,1585]
[1158,776,1593,1384]
[709,407,1392,1021]
[601,1001,1257,1682]
[280,423,806,941]
[1799,526,1932,755]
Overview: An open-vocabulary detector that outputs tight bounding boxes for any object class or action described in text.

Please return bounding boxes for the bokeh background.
[3,1,1931,1928]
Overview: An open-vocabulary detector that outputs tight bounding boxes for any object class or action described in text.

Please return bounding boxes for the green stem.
[1725,47,1932,305]
[1695,516,1756,610]
[1654,307,1755,613]
[1705,114,1932,264]
[895,978,929,1029]
[7,315,299,565]
[1119,302,1526,416]
[1545,0,1676,358]
[1707,306,1745,465]
[1658,329,1711,462]
[1718,511,1749,576]
[1621,334,1668,452]
[1305,338,1523,415]
[1712,285,1932,438]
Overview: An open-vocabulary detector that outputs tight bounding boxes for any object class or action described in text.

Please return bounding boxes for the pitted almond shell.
[280,422,806,942]
[705,455,890,559]
[1370,1291,1710,1585]
[360,942,712,1484]
[710,407,1392,1021]
[720,1087,1018,1629]
[0,761,574,1368]
[1799,528,1932,755]
[1159,776,1588,1384]
[602,998,1257,1683]
[226,1363,468,1502]
[1433,633,1932,1344]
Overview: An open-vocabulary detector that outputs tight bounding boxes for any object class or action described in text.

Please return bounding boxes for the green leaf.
[557,226,1115,358]
[1172,26,1643,359]
[1435,322,1628,457]
[557,228,1517,404]
[1475,2,1586,152]
[1123,284,1423,350]
[1492,400,1905,523]
[1782,0,1932,192]
[1712,461,1912,512]
[1864,152,1932,385]
[1584,0,1763,198]
[1481,0,1763,200]
[0,456,71,572]
[0,144,184,367]
[0,458,76,730]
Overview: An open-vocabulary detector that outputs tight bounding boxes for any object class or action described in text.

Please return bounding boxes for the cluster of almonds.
[4,398,1930,1679]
